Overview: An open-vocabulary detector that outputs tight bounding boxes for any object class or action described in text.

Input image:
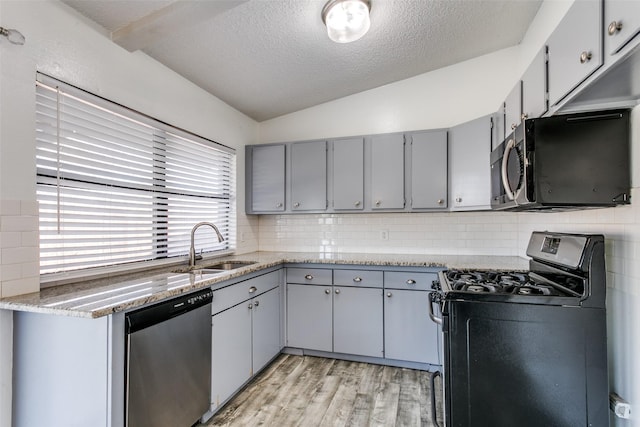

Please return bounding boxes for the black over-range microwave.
[490,109,631,211]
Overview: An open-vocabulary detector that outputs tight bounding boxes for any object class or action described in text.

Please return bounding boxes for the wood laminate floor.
[201,354,444,427]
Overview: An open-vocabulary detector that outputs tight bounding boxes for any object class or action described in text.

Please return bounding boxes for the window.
[35,73,235,276]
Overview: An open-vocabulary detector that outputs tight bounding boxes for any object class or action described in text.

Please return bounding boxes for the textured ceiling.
[62,0,543,122]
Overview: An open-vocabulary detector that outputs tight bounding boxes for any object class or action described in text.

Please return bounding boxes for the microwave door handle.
[501,138,516,200]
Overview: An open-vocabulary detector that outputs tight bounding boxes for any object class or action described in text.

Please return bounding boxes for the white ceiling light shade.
[321,0,371,43]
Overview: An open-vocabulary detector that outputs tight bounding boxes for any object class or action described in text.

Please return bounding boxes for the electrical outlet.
[380,230,389,241]
[240,232,246,242]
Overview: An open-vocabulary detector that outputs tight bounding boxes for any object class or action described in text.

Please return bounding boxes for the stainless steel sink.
[189,268,227,276]
[201,260,257,270]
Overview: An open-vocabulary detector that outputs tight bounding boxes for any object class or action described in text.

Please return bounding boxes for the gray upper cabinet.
[504,81,523,134]
[290,140,327,211]
[492,103,505,151]
[370,133,405,210]
[332,138,364,210]
[449,115,492,211]
[247,144,285,213]
[547,0,603,107]
[522,47,548,120]
[605,0,640,56]
[409,130,448,209]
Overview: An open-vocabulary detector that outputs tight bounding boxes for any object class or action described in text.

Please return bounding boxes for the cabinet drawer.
[212,271,279,315]
[333,269,383,288]
[384,271,438,291]
[286,268,332,285]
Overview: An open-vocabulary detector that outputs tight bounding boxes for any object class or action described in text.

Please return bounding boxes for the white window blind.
[35,73,235,275]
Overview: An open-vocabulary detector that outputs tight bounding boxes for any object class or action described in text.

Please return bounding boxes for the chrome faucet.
[189,222,225,267]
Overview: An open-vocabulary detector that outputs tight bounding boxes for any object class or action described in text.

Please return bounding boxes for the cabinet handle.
[375,200,381,207]
[335,289,340,294]
[324,288,331,295]
[521,113,529,121]
[406,279,417,285]
[294,202,300,208]
[248,303,253,309]
[579,51,592,64]
[249,286,257,293]
[254,300,259,307]
[387,292,392,298]
[354,201,361,207]
[608,20,623,36]
[511,123,517,130]
[276,202,283,208]
[353,276,362,283]
[455,197,462,203]
[304,274,314,280]
[437,199,444,205]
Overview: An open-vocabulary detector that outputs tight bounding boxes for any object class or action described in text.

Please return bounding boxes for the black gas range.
[430,231,609,427]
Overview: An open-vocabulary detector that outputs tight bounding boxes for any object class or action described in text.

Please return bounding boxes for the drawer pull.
[248,286,257,293]
[353,276,362,283]
[406,279,417,285]
[304,274,314,280]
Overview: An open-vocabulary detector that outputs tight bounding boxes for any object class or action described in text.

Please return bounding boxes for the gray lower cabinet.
[333,286,383,357]
[252,287,281,373]
[211,300,252,409]
[291,140,327,211]
[370,133,405,210]
[211,270,282,411]
[384,289,439,364]
[286,283,333,351]
[246,144,285,213]
[409,130,448,209]
[547,0,603,107]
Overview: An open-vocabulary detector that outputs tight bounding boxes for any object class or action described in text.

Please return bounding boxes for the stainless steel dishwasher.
[125,288,213,427]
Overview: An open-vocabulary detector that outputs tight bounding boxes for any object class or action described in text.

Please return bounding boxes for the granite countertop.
[0,251,529,319]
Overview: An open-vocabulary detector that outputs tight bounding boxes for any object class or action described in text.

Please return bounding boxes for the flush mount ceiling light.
[321,0,371,44]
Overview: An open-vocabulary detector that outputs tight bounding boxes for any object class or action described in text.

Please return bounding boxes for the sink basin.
[189,268,227,276]
[201,260,257,270]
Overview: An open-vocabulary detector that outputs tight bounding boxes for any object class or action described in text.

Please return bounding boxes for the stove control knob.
[431,280,441,291]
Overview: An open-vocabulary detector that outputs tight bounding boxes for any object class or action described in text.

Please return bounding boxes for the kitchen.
[0,0,639,426]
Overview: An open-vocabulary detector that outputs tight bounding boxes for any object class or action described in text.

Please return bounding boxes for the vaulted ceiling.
[62,0,543,121]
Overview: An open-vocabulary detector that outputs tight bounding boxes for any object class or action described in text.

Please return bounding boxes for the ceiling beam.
[112,0,249,52]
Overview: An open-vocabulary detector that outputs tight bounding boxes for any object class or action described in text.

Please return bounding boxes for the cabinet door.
[504,81,523,134]
[547,0,603,106]
[449,115,492,211]
[492,104,505,151]
[332,138,364,210]
[384,290,439,364]
[291,141,327,211]
[252,287,281,374]
[211,303,252,409]
[410,131,448,209]
[370,134,405,209]
[249,144,285,212]
[522,47,548,120]
[286,284,332,351]
[605,0,640,56]
[333,286,383,358]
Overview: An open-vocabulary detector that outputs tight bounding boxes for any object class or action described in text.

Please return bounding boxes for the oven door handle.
[428,292,443,325]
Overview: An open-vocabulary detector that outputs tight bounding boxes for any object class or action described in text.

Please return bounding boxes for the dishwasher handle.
[126,288,213,334]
